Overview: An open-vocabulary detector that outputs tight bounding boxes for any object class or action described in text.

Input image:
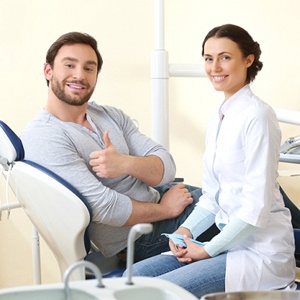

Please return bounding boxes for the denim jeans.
[133,183,219,262]
[280,186,300,229]
[123,251,227,298]
[133,184,200,262]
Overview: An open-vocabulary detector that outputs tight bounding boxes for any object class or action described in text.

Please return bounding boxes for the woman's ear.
[246,54,255,68]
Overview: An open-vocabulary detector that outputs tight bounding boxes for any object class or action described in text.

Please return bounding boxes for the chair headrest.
[0,121,24,166]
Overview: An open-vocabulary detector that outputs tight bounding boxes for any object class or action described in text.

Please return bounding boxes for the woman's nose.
[212,60,222,72]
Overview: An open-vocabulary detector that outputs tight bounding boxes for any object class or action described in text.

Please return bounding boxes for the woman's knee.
[124,254,181,277]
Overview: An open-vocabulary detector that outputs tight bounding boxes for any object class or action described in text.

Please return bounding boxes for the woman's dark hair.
[202,24,263,83]
[45,32,103,86]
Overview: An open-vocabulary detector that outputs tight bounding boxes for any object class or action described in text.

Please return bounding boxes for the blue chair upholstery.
[295,229,300,267]
[294,229,300,290]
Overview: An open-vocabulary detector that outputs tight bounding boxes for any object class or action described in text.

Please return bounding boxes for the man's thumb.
[103,130,112,148]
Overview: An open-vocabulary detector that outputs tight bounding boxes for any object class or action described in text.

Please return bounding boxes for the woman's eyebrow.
[218,51,231,56]
[204,51,231,57]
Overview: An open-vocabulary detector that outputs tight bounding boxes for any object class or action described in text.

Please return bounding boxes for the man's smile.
[66,82,86,90]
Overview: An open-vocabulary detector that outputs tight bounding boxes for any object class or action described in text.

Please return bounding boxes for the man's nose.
[72,67,85,80]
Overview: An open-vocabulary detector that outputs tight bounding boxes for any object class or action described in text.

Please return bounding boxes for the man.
[21,32,210,261]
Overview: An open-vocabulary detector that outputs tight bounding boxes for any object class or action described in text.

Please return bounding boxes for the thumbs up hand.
[102,130,113,149]
[89,130,126,178]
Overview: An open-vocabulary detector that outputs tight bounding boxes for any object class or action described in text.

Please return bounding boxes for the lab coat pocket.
[218,148,245,165]
[214,148,246,181]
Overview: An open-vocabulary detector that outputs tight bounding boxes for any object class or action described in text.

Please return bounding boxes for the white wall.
[0,0,299,287]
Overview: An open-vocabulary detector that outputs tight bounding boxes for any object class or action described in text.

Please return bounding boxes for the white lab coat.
[199,85,296,291]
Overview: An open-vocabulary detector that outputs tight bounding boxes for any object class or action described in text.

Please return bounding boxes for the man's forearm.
[125,155,164,186]
[123,199,167,226]
[123,184,194,226]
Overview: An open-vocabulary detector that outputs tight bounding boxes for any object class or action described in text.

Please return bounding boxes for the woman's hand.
[169,228,211,263]
[169,228,191,259]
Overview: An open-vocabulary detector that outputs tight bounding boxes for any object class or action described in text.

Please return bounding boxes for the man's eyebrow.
[86,60,97,66]
[62,57,78,62]
[62,57,97,66]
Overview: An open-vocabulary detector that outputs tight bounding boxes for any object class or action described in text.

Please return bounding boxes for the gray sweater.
[21,102,176,256]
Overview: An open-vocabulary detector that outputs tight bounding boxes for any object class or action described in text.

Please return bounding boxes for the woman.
[124,24,297,297]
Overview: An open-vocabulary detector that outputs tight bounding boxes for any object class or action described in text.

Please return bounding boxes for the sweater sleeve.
[180,205,215,239]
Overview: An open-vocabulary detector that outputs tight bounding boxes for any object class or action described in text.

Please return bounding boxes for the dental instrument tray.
[279,135,300,164]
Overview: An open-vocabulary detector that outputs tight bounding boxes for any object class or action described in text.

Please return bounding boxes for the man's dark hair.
[45,32,103,86]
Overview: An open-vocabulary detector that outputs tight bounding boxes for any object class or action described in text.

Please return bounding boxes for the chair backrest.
[0,121,93,281]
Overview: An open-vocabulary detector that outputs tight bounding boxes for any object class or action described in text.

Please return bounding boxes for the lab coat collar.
[219,84,251,119]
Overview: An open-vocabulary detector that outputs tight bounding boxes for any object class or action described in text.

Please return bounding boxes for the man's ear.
[44,63,53,81]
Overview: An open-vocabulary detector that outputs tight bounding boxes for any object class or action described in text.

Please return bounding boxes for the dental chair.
[0,120,125,282]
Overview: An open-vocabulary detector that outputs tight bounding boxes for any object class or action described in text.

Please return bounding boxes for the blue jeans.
[133,184,210,262]
[123,252,227,298]
[280,186,300,229]
[132,185,298,262]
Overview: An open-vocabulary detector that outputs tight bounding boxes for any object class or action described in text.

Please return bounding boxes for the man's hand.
[160,184,193,219]
[89,130,165,186]
[124,184,194,226]
[89,130,126,178]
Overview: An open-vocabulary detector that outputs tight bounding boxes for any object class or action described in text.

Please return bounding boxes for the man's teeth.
[68,84,83,89]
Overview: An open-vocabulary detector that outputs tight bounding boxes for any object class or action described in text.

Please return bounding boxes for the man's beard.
[50,76,95,106]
